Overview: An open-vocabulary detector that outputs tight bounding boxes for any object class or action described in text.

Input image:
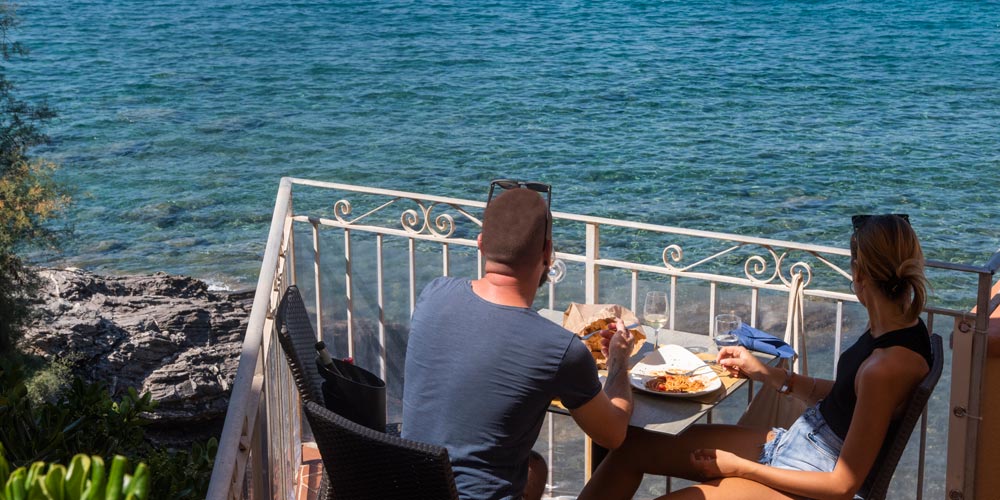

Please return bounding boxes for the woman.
[579,214,933,500]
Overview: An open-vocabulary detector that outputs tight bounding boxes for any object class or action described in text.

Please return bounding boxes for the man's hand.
[599,318,634,366]
[569,317,634,450]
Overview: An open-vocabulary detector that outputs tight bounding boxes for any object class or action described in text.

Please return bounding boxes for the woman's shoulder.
[857,344,928,397]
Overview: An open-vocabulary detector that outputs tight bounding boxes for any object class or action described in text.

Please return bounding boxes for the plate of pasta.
[629,344,722,398]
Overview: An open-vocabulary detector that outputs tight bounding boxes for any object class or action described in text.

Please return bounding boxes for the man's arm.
[569,324,633,449]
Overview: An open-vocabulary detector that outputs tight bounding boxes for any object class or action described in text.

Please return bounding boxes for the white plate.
[629,344,722,398]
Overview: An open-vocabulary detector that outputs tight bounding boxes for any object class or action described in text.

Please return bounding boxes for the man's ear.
[543,238,552,266]
[477,233,483,252]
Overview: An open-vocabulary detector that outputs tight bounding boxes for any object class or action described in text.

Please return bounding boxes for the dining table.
[538,308,783,474]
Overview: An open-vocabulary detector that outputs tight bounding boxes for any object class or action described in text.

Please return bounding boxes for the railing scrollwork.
[331,197,483,239]
[660,241,820,289]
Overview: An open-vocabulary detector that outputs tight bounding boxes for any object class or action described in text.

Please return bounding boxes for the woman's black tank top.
[818,319,932,440]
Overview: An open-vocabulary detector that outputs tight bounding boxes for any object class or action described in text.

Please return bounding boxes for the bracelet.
[778,368,795,395]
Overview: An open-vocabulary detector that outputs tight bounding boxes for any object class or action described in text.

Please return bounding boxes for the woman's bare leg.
[659,477,800,500]
[578,424,771,500]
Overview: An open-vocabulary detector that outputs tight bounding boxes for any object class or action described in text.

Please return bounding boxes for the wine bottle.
[316,341,342,376]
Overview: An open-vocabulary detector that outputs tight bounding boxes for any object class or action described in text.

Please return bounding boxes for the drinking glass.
[643,291,669,348]
[714,313,742,351]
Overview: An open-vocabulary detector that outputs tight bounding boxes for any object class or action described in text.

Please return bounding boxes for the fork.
[665,364,717,377]
[579,322,640,340]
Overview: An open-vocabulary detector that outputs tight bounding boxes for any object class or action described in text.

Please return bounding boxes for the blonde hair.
[850,215,927,323]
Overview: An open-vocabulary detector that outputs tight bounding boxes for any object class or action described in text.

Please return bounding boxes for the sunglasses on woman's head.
[851,214,910,232]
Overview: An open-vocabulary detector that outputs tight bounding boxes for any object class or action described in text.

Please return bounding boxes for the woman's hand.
[716,346,770,382]
[690,448,748,479]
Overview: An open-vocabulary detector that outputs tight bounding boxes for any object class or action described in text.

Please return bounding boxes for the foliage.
[0,362,155,467]
[23,354,75,406]
[0,2,67,354]
[0,362,216,500]
[0,444,150,500]
[144,438,217,500]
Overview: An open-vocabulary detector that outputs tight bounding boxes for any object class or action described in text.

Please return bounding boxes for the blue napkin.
[733,324,796,359]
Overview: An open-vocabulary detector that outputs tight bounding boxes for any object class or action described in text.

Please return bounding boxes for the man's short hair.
[481,188,550,269]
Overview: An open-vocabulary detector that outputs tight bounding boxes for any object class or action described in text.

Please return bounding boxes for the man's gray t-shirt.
[402,277,602,500]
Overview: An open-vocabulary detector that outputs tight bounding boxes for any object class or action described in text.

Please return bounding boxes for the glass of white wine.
[643,291,669,349]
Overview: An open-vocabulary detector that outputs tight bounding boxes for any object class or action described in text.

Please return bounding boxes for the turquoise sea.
[11,1,999,498]
[13,0,999,291]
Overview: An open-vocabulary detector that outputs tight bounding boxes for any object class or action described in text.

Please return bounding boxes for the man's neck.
[471,272,538,308]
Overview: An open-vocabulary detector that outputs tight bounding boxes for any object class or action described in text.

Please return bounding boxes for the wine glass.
[643,291,669,349]
[714,313,742,352]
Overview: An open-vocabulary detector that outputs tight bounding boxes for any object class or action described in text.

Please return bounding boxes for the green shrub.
[24,354,75,405]
[0,362,155,467]
[144,438,217,500]
[0,1,68,354]
[0,361,216,499]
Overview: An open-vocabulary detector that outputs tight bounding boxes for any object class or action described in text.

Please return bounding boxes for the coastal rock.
[19,268,252,439]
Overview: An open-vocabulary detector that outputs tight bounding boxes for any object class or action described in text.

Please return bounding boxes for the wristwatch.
[778,368,795,395]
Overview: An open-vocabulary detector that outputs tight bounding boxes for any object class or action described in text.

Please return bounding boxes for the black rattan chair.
[303,400,460,500]
[856,333,944,500]
[276,285,325,404]
[276,285,333,499]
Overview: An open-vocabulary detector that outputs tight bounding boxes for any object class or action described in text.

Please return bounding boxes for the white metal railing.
[207,178,999,500]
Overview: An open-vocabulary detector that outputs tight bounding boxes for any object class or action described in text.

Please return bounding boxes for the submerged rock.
[19,268,252,443]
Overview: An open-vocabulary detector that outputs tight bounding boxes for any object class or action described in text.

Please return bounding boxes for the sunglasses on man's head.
[486,179,552,209]
[851,213,910,232]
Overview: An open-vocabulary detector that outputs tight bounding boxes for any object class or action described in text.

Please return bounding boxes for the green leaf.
[121,465,147,500]
[23,464,44,492]
[25,478,44,500]
[42,464,66,500]
[80,457,104,500]
[103,457,125,500]
[5,467,27,500]
[64,456,89,500]
[0,443,10,483]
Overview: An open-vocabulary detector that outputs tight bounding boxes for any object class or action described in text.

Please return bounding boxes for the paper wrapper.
[562,303,646,369]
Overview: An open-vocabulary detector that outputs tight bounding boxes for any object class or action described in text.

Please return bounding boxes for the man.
[402,181,634,500]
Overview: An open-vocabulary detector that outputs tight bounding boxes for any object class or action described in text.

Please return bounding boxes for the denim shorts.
[759,404,844,473]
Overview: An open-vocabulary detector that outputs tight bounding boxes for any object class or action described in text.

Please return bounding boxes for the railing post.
[585,223,600,304]
[344,228,354,357]
[312,221,323,342]
[947,269,993,500]
[583,222,600,482]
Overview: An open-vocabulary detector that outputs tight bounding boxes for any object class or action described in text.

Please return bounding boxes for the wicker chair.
[275,286,333,499]
[304,400,460,500]
[276,285,326,404]
[856,333,944,500]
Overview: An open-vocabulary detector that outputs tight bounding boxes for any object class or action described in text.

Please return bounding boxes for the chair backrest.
[857,333,944,500]
[303,400,460,500]
[276,285,325,404]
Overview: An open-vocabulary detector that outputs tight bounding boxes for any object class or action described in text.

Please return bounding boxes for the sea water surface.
[13,0,999,290]
[10,0,1000,497]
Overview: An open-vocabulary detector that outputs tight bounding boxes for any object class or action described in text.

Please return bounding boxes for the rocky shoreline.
[19,268,253,445]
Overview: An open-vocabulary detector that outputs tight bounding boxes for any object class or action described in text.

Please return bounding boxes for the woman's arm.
[772,369,835,406]
[697,348,925,499]
[717,347,833,404]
